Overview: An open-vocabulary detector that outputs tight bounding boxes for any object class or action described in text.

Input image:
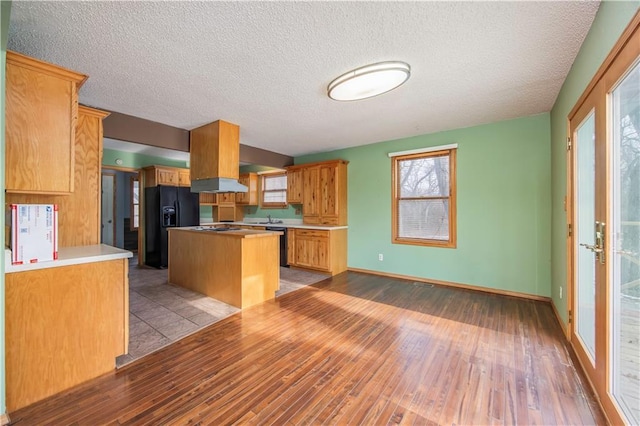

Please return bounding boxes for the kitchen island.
[168,227,281,309]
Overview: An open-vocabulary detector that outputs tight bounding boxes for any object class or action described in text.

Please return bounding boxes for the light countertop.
[200,221,348,231]
[169,226,283,238]
[5,244,133,274]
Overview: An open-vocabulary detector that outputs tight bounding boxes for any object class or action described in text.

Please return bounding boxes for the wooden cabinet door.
[156,168,179,186]
[287,169,303,204]
[295,230,329,271]
[302,166,320,224]
[218,192,235,204]
[178,169,191,187]
[216,204,236,221]
[236,175,248,204]
[5,52,86,194]
[287,229,296,265]
[319,164,339,223]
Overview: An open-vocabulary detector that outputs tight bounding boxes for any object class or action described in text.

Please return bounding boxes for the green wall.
[550,1,640,325]
[102,148,188,169]
[298,114,551,297]
[1,0,11,417]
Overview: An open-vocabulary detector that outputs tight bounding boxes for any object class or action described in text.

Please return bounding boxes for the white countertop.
[4,244,133,274]
[200,220,348,231]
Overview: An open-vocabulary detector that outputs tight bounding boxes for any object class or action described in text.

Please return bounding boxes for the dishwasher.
[265,227,288,267]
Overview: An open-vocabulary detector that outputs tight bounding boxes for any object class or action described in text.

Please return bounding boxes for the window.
[130,177,140,230]
[261,172,287,208]
[391,147,457,247]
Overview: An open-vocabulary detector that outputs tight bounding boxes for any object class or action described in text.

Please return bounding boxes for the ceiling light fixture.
[327,61,411,101]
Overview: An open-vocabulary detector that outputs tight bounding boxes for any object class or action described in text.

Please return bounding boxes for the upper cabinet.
[286,168,303,204]
[5,51,87,194]
[289,159,348,226]
[236,173,258,205]
[6,105,109,247]
[178,169,191,187]
[143,165,190,187]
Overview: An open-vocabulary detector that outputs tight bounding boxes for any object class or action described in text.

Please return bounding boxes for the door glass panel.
[611,60,640,425]
[576,111,597,362]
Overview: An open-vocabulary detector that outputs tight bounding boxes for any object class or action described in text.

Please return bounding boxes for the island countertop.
[168,226,283,238]
[200,221,348,231]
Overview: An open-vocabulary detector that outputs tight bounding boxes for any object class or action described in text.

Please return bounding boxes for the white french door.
[568,14,640,425]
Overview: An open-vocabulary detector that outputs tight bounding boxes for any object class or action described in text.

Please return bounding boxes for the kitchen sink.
[257,221,283,224]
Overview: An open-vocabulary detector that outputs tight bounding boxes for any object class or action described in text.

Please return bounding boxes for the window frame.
[391,148,457,248]
[130,176,140,230]
[260,171,288,209]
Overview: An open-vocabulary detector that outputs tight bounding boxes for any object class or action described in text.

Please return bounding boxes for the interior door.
[101,173,116,246]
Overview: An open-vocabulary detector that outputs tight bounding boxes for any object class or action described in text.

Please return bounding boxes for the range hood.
[189,120,248,193]
[191,177,247,193]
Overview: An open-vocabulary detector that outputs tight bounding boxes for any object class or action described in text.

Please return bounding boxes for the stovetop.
[193,226,241,232]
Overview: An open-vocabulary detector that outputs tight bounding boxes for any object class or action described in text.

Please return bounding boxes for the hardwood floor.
[10,272,605,425]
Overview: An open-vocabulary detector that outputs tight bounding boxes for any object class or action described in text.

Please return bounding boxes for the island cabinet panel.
[5,259,129,412]
[5,51,87,194]
[300,160,348,226]
[168,229,280,309]
[286,167,303,204]
[289,228,347,275]
[6,106,108,247]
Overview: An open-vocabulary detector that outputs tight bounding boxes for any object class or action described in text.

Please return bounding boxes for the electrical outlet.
[295,208,301,215]
[559,287,563,299]
[378,253,383,261]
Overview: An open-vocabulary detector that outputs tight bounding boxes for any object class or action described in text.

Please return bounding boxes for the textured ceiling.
[8,1,599,157]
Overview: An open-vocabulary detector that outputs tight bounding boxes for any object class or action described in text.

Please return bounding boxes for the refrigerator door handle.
[175,200,181,226]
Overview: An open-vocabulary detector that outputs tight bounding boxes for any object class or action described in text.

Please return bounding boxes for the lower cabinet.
[293,229,329,270]
[5,258,129,412]
[288,228,347,276]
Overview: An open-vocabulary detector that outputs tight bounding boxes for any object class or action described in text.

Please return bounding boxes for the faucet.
[267,214,272,224]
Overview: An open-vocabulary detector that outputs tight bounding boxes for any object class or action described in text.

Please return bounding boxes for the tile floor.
[117,258,329,367]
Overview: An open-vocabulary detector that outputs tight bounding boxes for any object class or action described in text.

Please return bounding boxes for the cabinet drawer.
[319,217,339,226]
[295,229,329,239]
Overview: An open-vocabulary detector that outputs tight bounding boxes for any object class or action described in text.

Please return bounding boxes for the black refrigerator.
[145,185,200,268]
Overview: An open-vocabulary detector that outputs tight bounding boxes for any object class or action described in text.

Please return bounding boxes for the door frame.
[101,171,117,247]
[567,82,607,392]
[103,165,142,264]
[566,10,640,425]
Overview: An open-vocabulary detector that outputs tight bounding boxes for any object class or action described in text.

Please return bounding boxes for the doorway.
[101,172,116,246]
